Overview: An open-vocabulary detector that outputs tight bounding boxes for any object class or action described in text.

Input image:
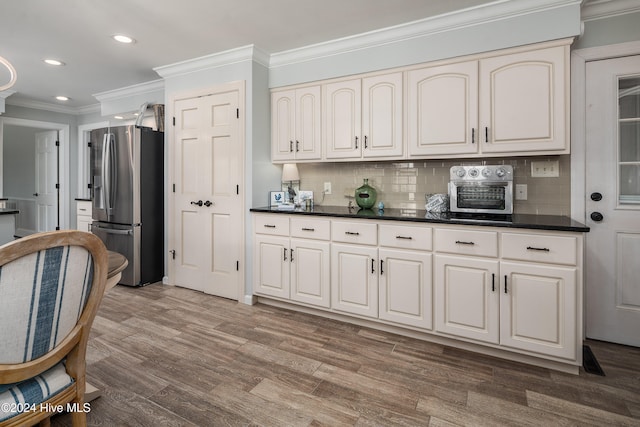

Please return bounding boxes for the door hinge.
[173,117,176,126]
[55,140,60,147]
[55,183,60,189]
[236,184,239,195]
[87,183,92,189]
[55,226,60,231]
[236,108,239,119]
[236,260,239,271]
[87,141,92,147]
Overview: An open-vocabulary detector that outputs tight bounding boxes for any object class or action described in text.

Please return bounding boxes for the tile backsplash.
[296,155,571,216]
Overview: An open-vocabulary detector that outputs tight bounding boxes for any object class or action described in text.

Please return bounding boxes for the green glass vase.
[355,178,377,209]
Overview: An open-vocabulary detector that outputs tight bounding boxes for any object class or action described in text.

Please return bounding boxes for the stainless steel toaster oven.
[449,165,513,214]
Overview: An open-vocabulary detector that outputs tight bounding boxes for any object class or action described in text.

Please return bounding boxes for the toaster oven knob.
[495,167,507,178]
[468,168,479,178]
[482,168,492,178]
[455,168,466,178]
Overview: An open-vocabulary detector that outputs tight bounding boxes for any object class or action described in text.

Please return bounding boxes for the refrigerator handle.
[101,133,108,211]
[91,224,133,235]
[103,133,117,215]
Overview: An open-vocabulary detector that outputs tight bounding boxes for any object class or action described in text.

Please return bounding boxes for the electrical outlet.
[531,160,559,178]
[324,182,332,195]
[515,184,528,200]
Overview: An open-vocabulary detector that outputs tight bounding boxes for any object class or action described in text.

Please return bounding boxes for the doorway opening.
[0,117,69,236]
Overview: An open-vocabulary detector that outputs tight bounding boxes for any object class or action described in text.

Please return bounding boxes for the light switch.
[531,160,560,177]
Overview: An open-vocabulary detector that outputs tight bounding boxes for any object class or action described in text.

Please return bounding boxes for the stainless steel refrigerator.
[90,125,164,286]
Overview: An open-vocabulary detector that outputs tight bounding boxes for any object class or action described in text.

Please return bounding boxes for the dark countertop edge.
[75,198,92,202]
[249,206,590,233]
[0,209,19,215]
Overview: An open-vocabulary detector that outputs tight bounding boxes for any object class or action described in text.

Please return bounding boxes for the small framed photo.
[269,191,286,207]
[298,190,313,202]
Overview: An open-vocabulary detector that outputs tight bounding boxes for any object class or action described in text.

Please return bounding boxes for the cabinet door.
[290,238,330,308]
[254,235,290,298]
[271,90,296,161]
[362,72,403,158]
[435,254,499,343]
[77,216,92,232]
[407,61,478,156]
[379,248,432,330]
[331,243,378,317]
[295,86,322,160]
[324,79,362,159]
[500,261,577,359]
[479,45,568,154]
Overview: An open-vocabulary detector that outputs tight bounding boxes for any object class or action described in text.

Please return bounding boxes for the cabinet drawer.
[76,201,92,216]
[501,232,577,266]
[435,228,498,257]
[290,217,330,240]
[331,221,377,245]
[379,224,432,251]
[254,214,289,236]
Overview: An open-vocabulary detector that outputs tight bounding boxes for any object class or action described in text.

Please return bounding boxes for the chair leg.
[71,410,87,426]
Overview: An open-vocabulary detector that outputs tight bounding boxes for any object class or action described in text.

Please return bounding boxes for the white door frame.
[0,117,69,230]
[570,40,640,223]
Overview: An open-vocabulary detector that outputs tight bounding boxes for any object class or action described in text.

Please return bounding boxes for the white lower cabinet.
[253,215,330,308]
[76,200,92,232]
[252,213,584,371]
[379,248,432,329]
[500,261,577,359]
[435,254,499,343]
[331,243,378,318]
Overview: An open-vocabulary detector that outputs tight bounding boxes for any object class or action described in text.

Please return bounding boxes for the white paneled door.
[172,82,244,300]
[34,130,58,232]
[585,55,640,347]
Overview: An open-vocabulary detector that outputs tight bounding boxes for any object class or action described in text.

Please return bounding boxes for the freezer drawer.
[91,222,140,286]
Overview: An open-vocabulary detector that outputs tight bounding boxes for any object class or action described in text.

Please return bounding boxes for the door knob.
[590,192,603,201]
[590,212,604,222]
[204,200,213,207]
[190,200,203,207]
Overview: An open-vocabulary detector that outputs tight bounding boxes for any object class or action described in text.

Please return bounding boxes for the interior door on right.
[585,55,640,347]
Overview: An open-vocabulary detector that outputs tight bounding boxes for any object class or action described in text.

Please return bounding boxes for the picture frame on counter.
[269,191,286,207]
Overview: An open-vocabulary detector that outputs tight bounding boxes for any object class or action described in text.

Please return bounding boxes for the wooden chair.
[0,230,108,427]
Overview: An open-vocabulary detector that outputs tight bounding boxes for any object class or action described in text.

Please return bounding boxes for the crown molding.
[154,44,270,79]
[93,78,164,103]
[581,0,640,21]
[269,0,581,68]
[4,96,100,115]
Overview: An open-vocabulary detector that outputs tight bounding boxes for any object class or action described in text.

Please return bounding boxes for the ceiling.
[0,0,636,112]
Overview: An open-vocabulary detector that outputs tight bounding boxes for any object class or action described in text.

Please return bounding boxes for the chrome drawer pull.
[345,231,360,236]
[455,240,475,245]
[302,227,315,232]
[527,246,550,252]
[263,224,276,228]
[396,235,413,240]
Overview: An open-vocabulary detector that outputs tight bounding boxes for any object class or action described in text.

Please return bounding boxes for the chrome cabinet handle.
[283,247,287,261]
[289,141,293,152]
[355,136,359,149]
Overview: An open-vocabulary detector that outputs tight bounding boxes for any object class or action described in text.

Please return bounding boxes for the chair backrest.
[0,231,107,365]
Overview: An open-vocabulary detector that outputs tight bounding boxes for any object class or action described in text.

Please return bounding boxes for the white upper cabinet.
[408,61,479,156]
[272,86,322,162]
[479,45,568,154]
[325,72,403,160]
[407,41,569,158]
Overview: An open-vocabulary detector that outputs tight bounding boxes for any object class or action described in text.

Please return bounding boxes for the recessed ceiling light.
[113,34,135,44]
[55,96,70,101]
[44,59,65,66]
[114,115,124,120]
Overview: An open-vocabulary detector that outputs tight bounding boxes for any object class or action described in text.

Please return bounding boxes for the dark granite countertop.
[250,205,590,233]
[0,208,19,215]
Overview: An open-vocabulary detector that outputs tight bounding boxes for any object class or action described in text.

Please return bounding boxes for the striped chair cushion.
[0,362,73,422]
[0,245,93,364]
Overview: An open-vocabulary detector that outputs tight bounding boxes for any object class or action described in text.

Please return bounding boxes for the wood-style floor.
[52,283,640,426]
